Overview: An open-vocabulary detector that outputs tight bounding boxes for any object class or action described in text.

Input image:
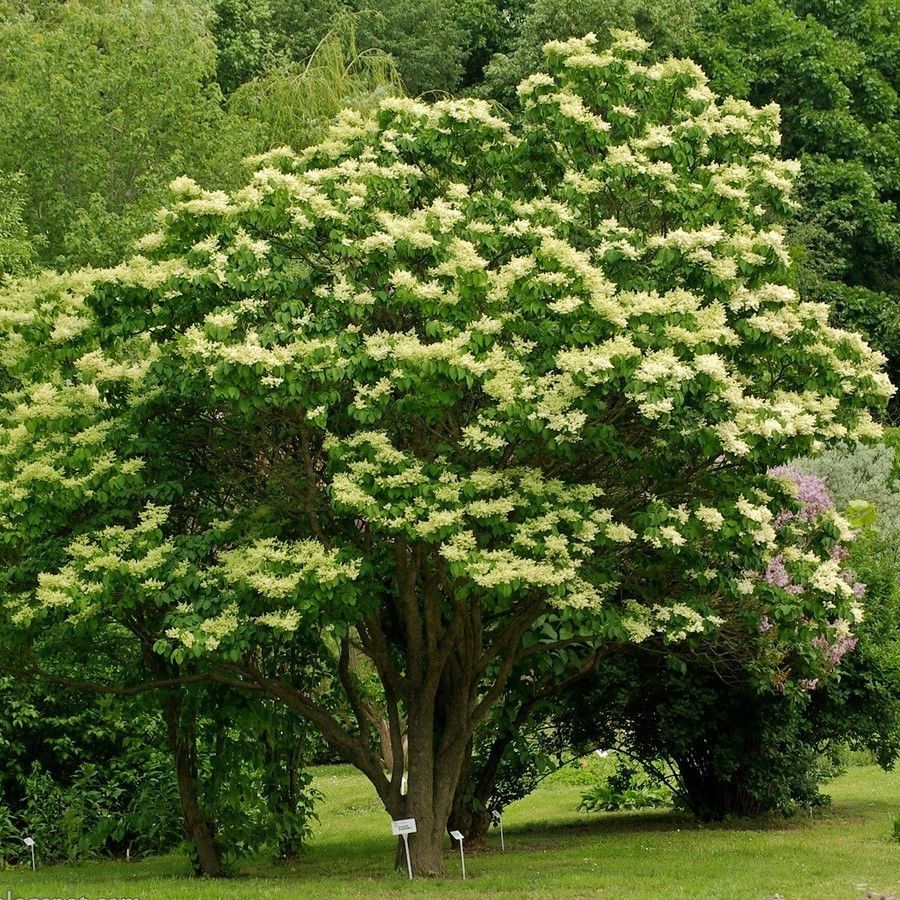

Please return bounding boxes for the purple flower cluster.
[763,556,804,594]
[812,633,859,667]
[768,465,834,524]
[760,465,863,689]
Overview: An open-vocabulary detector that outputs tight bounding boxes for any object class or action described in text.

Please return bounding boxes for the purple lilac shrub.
[763,466,863,688]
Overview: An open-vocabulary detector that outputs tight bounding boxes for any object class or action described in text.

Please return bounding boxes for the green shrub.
[579,763,671,813]
[0,803,23,867]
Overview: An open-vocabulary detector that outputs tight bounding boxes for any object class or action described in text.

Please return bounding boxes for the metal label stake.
[450,830,466,879]
[22,837,35,870]
[492,809,505,851]
[391,818,417,880]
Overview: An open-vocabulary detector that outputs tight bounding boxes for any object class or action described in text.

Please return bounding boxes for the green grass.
[2,763,898,899]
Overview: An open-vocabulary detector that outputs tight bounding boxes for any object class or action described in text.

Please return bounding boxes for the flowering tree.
[0,32,891,874]
[450,464,869,831]
[557,466,876,820]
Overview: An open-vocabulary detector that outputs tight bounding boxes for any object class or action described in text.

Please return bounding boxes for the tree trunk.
[448,802,492,846]
[677,758,762,821]
[448,738,492,846]
[163,695,225,877]
[403,819,448,877]
[448,698,537,847]
[390,672,472,876]
[234,545,547,876]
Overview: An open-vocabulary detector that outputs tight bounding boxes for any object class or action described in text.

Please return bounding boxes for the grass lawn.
[2,763,898,899]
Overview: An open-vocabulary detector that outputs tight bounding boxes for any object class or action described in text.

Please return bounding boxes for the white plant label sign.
[390,818,416,880]
[391,818,417,836]
[450,830,466,879]
[22,836,36,870]
[492,809,505,851]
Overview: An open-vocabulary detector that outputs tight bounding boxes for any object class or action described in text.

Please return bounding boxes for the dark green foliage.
[0,677,323,867]
[578,762,671,813]
[560,648,833,820]
[216,0,510,97]
[693,0,900,407]
[267,0,352,72]
[0,679,143,816]
[450,0,515,88]
[354,0,467,95]
[192,689,322,866]
[261,0,471,96]
[16,759,178,863]
[213,0,285,95]
[809,529,900,770]
[227,18,403,152]
[558,525,900,822]
[479,0,711,105]
[0,683,184,864]
[0,172,37,278]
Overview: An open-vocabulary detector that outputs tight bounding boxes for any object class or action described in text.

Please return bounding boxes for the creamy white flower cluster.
[620,600,724,644]
[7,498,362,653]
[0,31,890,639]
[11,504,175,627]
[328,432,632,608]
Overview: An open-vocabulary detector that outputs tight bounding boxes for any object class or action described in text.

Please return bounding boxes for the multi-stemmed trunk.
[447,656,609,847]
[388,677,474,875]
[233,543,548,877]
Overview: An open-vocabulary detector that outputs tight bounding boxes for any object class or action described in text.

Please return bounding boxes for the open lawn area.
[2,763,898,899]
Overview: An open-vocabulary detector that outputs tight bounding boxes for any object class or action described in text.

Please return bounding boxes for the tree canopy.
[0,31,891,874]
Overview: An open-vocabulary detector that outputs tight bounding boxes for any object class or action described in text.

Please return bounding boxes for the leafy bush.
[559,467,898,821]
[545,755,616,788]
[21,763,121,862]
[12,756,185,865]
[579,763,671,813]
[565,650,836,820]
[0,803,23,867]
[119,759,184,858]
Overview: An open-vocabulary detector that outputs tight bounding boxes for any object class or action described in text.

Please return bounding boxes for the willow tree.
[227,17,404,152]
[0,32,891,875]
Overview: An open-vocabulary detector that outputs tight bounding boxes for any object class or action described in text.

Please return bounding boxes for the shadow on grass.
[497,801,859,846]
[238,804,843,882]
